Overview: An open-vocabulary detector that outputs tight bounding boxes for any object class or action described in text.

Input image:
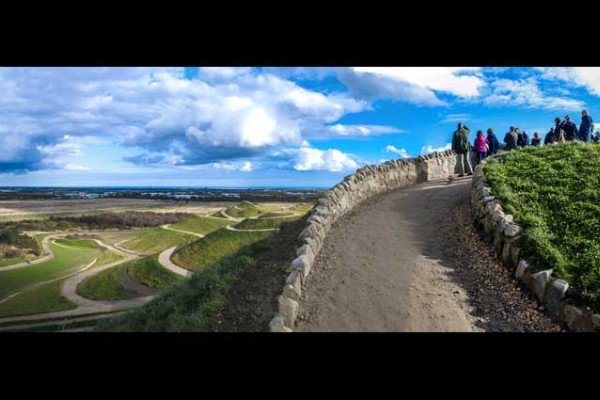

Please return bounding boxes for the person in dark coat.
[544,127,555,145]
[561,115,578,141]
[504,126,518,150]
[554,117,566,142]
[522,130,530,146]
[578,109,594,142]
[486,128,499,155]
[451,122,473,176]
[516,128,524,147]
[531,132,542,146]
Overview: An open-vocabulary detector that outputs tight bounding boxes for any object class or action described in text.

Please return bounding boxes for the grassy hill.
[484,143,600,304]
[169,215,230,235]
[171,229,274,271]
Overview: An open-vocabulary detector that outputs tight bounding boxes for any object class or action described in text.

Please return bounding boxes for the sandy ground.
[296,176,561,332]
[0,199,302,218]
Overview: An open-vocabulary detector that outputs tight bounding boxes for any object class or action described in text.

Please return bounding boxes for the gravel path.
[297,176,562,332]
[157,246,192,277]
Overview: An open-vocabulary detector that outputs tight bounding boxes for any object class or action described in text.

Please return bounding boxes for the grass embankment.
[96,216,306,332]
[224,201,262,218]
[77,255,183,301]
[290,203,313,213]
[234,217,299,230]
[118,227,195,254]
[258,212,295,218]
[0,239,102,300]
[169,215,230,235]
[484,143,600,303]
[171,229,274,271]
[0,278,77,317]
[0,258,25,268]
[96,233,273,331]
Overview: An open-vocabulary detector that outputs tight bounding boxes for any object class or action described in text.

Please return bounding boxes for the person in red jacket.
[473,130,489,165]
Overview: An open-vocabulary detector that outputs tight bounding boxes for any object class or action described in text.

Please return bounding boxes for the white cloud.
[420,143,451,155]
[328,124,402,136]
[240,161,253,172]
[64,164,91,171]
[352,67,483,97]
[536,67,600,97]
[337,67,484,106]
[385,145,411,158]
[0,67,369,173]
[484,78,584,110]
[441,113,472,123]
[292,147,359,172]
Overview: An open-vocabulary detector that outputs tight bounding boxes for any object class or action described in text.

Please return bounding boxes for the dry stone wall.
[471,160,600,332]
[269,151,458,332]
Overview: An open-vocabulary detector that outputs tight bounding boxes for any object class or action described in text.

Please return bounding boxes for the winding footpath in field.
[296,177,561,332]
[158,246,193,277]
[0,234,63,272]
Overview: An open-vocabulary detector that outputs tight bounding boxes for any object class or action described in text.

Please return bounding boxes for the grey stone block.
[278,296,299,328]
[531,269,552,301]
[269,316,292,332]
[515,259,531,280]
[283,269,302,300]
[545,278,568,318]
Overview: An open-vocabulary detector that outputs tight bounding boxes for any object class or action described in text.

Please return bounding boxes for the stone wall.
[471,160,600,332]
[269,151,458,332]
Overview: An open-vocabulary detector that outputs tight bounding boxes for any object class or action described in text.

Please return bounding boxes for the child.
[473,130,489,164]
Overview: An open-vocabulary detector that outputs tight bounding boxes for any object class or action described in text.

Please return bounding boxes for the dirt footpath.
[296,177,561,332]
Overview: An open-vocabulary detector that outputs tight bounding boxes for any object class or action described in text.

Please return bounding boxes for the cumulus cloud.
[385,145,411,158]
[484,78,584,110]
[536,67,600,97]
[0,67,368,174]
[420,143,451,155]
[289,147,359,172]
[337,67,484,106]
[328,124,403,136]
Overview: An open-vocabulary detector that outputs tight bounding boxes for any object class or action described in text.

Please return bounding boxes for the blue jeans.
[477,152,487,164]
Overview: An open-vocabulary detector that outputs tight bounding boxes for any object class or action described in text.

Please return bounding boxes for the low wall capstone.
[269,151,458,332]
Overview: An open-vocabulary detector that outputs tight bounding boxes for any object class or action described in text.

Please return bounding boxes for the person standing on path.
[578,109,594,142]
[554,117,566,142]
[452,122,473,176]
[486,128,499,155]
[473,130,489,164]
[504,126,518,150]
[561,115,578,141]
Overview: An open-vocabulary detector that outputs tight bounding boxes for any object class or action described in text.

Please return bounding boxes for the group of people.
[451,109,598,176]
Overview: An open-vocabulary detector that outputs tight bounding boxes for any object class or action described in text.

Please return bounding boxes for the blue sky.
[0,67,598,187]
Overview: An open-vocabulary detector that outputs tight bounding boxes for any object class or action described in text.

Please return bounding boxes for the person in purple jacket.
[473,130,489,165]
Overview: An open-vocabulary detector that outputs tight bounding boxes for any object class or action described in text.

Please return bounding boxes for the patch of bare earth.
[209,216,308,332]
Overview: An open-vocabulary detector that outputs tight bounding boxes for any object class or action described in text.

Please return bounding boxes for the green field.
[0,258,25,268]
[87,230,143,245]
[235,217,299,230]
[94,250,127,267]
[172,228,274,271]
[118,227,196,254]
[169,215,230,235]
[0,239,102,300]
[258,212,295,218]
[77,255,183,301]
[484,143,600,303]
[290,203,313,213]
[209,211,227,218]
[0,278,77,318]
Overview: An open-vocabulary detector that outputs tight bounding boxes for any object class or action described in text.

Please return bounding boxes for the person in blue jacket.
[486,128,499,155]
[578,109,594,142]
[522,130,530,146]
